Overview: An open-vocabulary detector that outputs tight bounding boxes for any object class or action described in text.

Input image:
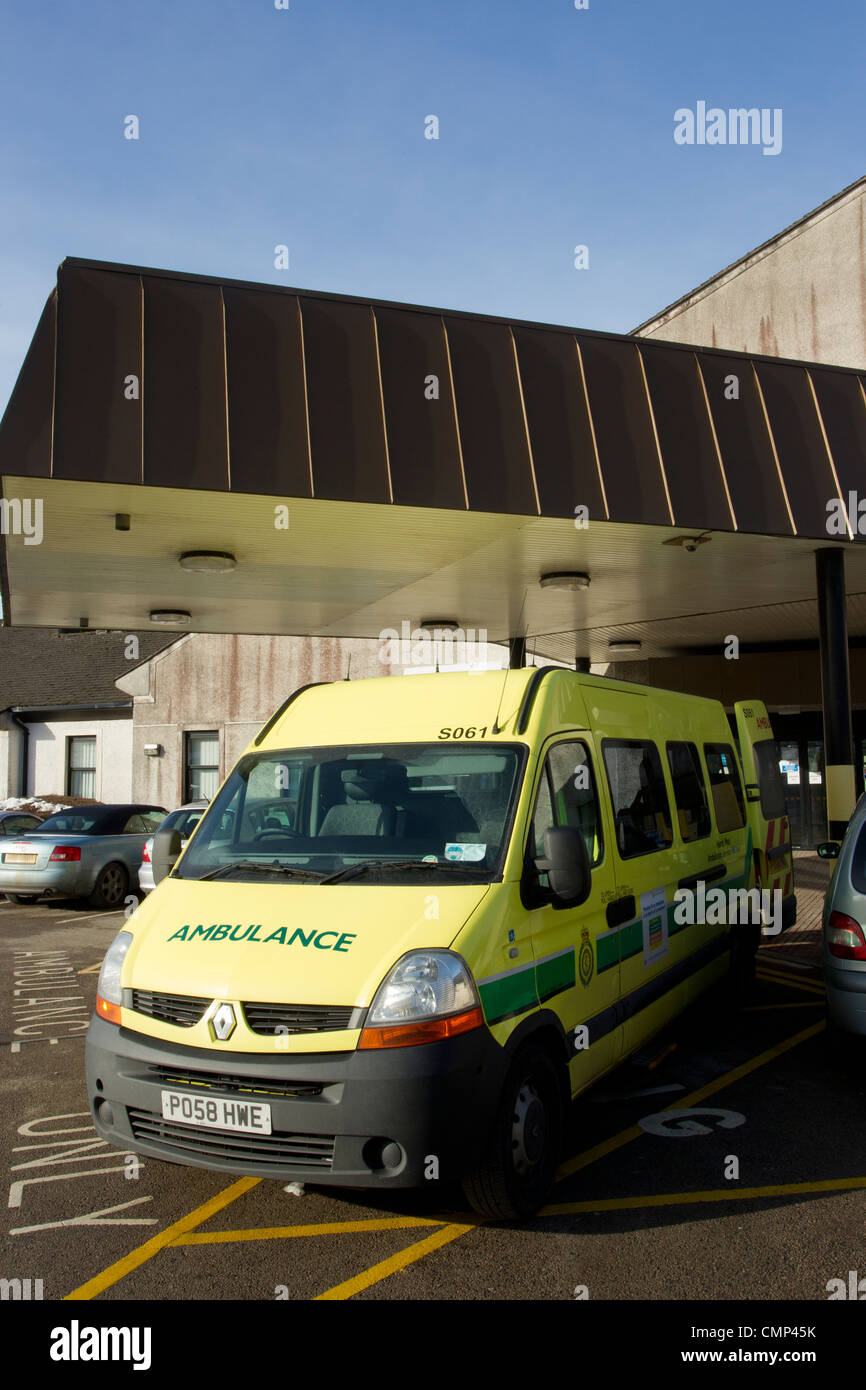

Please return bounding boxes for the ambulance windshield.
[174,742,525,884]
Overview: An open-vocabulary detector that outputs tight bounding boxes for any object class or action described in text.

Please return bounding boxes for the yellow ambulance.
[86,668,794,1218]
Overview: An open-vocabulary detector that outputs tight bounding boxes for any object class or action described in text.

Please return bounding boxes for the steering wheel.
[252,828,302,841]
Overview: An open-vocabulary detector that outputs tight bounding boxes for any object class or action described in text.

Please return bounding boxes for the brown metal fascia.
[220,286,231,490]
[441,316,469,509]
[636,342,675,525]
[806,368,852,540]
[371,306,394,504]
[751,362,797,535]
[573,336,609,521]
[296,297,315,498]
[509,326,541,515]
[694,352,738,530]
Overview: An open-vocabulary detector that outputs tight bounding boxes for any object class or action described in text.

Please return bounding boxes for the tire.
[4,893,37,905]
[88,862,129,911]
[462,1044,564,1221]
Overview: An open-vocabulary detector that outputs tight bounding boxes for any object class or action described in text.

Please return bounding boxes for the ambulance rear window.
[752,740,787,820]
[703,744,746,831]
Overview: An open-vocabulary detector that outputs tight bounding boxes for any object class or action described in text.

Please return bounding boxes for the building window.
[185,731,219,802]
[66,736,96,798]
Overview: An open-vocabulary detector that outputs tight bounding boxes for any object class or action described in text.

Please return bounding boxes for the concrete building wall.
[635,178,866,369]
[128,634,391,808]
[26,716,133,801]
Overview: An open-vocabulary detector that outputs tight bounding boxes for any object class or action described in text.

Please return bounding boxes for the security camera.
[684,540,698,553]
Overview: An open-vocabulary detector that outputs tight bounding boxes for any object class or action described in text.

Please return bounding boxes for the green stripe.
[598,933,618,973]
[536,949,575,1002]
[479,964,537,1023]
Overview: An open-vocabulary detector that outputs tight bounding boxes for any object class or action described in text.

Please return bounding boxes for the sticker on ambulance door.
[641,886,668,967]
[444,843,486,862]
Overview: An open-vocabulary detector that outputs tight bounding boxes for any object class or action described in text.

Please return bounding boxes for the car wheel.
[88,862,129,911]
[4,893,37,905]
[462,1043,564,1221]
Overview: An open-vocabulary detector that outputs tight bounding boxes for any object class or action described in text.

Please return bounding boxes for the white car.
[138,801,207,895]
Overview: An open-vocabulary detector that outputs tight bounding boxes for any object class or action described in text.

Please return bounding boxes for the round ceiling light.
[149,610,192,625]
[540,572,591,591]
[608,639,642,654]
[179,551,237,572]
[419,619,460,631]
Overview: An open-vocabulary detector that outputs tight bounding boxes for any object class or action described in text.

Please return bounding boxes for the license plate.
[160,1088,272,1134]
[4,854,36,864]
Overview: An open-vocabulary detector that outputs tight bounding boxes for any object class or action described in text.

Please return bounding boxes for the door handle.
[606,895,636,928]
[677,863,727,893]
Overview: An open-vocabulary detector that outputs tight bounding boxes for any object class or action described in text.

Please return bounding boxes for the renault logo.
[210,1002,236,1042]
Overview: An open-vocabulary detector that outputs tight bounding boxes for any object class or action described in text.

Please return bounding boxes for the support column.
[508,637,526,669]
[816,548,855,840]
[575,656,590,673]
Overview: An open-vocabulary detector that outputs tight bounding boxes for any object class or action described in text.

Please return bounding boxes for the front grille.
[150,1065,323,1099]
[128,1108,335,1168]
[241,1001,361,1035]
[131,990,209,1028]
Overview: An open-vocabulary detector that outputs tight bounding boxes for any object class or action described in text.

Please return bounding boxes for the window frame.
[183,730,220,804]
[526,737,605,871]
[703,741,747,832]
[65,735,97,799]
[601,736,674,860]
[665,739,712,844]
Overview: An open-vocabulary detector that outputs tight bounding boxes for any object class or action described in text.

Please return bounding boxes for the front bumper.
[86,1014,507,1188]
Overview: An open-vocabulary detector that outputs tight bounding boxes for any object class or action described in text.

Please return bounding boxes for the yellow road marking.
[542,1173,866,1216]
[743,1001,825,1011]
[64,1177,260,1300]
[174,1216,445,1245]
[314,1221,479,1300]
[77,962,103,975]
[556,1020,825,1181]
[756,969,825,996]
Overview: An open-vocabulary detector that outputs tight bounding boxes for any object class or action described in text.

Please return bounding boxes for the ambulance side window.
[703,743,746,831]
[602,739,673,858]
[666,741,712,842]
[530,741,602,867]
[752,740,787,820]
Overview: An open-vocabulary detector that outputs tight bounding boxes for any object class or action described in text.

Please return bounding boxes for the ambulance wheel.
[462,1044,563,1221]
[88,862,129,910]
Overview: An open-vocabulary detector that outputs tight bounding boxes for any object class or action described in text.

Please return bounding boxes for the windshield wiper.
[320,859,489,885]
[198,860,324,882]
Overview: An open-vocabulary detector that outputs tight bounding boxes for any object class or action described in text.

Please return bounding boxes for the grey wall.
[128,634,390,807]
[636,180,866,370]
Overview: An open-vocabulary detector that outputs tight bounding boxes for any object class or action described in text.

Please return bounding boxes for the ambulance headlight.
[367,950,479,1024]
[97,930,133,1009]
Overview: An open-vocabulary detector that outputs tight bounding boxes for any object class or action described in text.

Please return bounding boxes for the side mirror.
[535,826,591,907]
[152,827,183,885]
[817,841,840,860]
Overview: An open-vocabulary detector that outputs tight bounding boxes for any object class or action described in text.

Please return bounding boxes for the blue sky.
[0,0,863,412]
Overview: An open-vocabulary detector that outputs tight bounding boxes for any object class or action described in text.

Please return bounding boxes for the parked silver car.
[819,793,866,1036]
[0,803,167,909]
[138,801,208,895]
